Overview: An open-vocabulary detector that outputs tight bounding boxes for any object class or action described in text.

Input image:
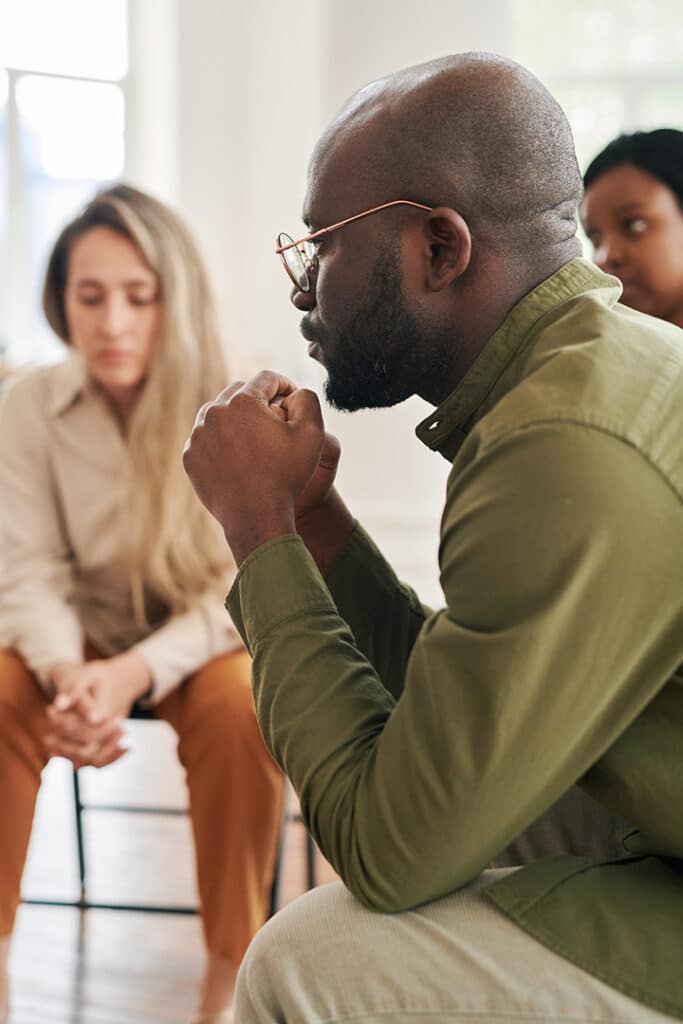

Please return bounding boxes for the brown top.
[0,353,242,703]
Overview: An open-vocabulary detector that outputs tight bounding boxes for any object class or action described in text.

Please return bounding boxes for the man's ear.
[423,207,472,291]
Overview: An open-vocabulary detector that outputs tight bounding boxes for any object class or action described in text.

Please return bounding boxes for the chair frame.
[23,765,316,918]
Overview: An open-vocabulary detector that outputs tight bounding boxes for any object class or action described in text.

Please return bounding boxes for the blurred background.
[1,0,682,604]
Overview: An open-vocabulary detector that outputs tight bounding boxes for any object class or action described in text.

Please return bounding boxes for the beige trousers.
[0,647,283,964]
[236,871,677,1023]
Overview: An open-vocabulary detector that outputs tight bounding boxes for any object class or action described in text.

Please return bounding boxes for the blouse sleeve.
[0,375,84,686]
[133,580,244,704]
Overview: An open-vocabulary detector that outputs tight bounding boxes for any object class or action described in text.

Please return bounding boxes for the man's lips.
[300,316,325,362]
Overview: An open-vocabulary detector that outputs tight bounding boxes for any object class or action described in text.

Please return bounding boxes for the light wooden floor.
[10,720,337,1023]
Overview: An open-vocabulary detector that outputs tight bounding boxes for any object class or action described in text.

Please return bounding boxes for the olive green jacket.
[228,259,683,1020]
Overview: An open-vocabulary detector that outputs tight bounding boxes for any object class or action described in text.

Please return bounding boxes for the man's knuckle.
[228,390,252,412]
[219,380,244,400]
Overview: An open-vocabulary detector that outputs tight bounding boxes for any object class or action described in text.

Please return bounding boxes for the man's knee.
[249,883,352,962]
[236,884,353,1019]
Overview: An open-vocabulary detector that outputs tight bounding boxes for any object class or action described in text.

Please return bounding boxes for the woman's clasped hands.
[45,650,152,768]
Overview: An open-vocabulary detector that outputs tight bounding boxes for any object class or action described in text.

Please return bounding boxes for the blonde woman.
[0,185,282,1024]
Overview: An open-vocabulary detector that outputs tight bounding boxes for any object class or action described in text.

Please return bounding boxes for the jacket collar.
[415,259,622,461]
[47,351,95,416]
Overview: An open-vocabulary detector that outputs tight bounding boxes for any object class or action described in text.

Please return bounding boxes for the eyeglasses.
[275,199,433,292]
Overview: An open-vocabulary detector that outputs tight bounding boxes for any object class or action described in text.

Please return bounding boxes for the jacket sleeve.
[0,377,84,685]
[323,523,430,700]
[227,423,683,911]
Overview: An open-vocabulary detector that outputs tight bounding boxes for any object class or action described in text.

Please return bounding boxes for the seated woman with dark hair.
[581,127,683,328]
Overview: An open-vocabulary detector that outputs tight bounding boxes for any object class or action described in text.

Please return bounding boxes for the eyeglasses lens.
[277,233,309,291]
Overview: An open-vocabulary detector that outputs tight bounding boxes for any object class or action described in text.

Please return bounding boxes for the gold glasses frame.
[275,199,433,292]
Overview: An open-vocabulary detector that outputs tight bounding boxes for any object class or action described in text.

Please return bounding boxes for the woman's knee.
[0,650,47,718]
[176,650,267,761]
[190,649,254,714]
[0,650,49,758]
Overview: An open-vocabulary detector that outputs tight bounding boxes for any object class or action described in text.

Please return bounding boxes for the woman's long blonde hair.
[43,184,233,623]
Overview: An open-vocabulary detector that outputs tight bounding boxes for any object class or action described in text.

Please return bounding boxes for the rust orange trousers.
[0,647,283,965]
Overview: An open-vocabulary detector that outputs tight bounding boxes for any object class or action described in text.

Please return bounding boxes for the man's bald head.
[312,52,582,259]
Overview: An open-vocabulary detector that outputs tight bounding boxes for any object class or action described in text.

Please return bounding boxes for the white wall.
[127,0,515,605]
[125,0,180,206]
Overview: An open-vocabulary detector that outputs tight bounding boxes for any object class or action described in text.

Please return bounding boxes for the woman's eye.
[128,295,156,307]
[77,294,101,306]
[624,217,647,236]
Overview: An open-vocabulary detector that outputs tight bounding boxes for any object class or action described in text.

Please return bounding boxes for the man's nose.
[291,283,316,311]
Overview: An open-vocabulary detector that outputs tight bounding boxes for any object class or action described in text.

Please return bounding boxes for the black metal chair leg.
[305,831,316,891]
[72,768,86,903]
[25,760,314,917]
[267,789,287,917]
[268,838,283,918]
[267,794,316,917]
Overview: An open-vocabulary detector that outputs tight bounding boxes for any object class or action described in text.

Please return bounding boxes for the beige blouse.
[0,354,242,703]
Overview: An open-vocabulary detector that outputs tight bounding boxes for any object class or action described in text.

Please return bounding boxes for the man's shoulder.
[473,300,683,481]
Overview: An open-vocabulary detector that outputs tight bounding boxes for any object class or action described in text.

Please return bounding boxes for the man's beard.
[321,249,431,412]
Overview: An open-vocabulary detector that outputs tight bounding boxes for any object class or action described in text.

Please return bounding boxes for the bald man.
[184,54,683,1023]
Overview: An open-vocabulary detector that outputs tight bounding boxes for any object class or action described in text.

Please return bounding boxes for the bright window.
[0,0,127,366]
[0,0,127,79]
[511,0,683,170]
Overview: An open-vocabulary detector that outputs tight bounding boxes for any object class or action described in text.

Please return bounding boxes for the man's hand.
[183,371,327,565]
[293,430,341,521]
[293,431,356,573]
[45,651,151,768]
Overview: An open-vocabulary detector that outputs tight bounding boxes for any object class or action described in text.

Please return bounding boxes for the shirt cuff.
[324,521,396,593]
[226,533,339,653]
